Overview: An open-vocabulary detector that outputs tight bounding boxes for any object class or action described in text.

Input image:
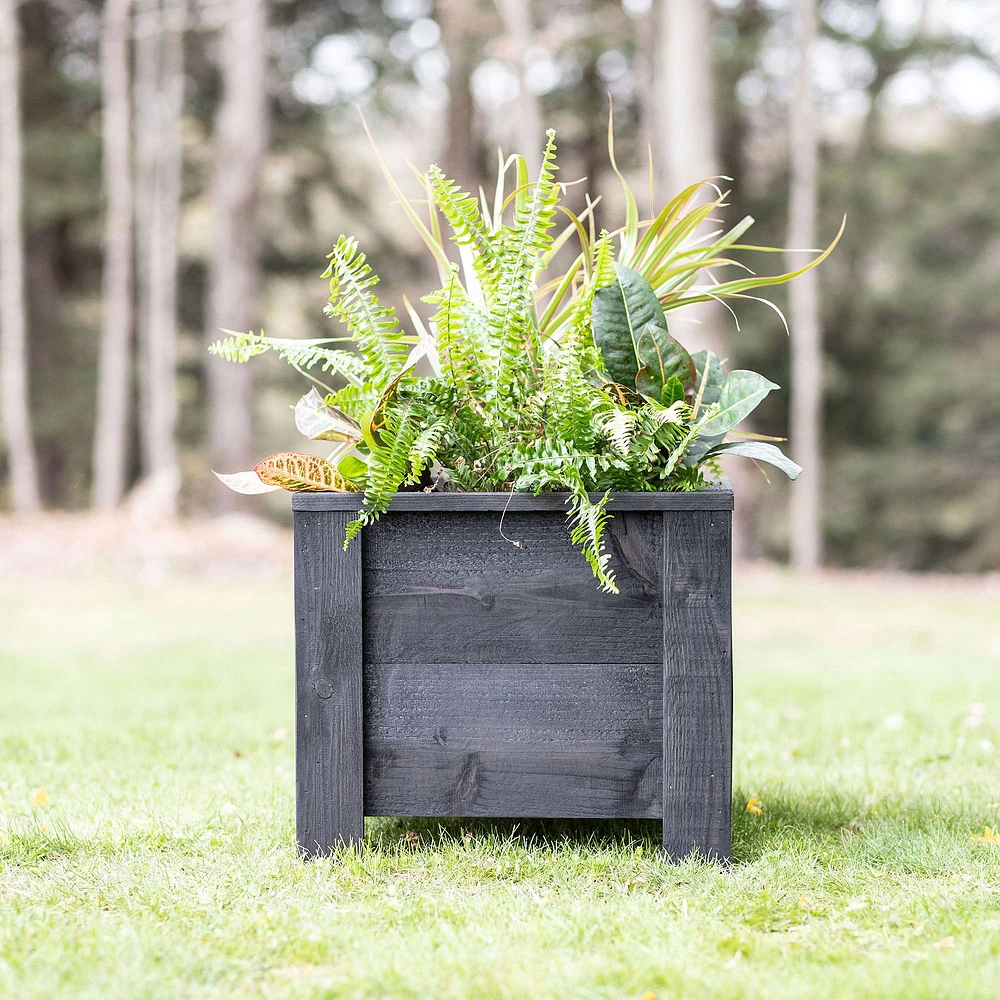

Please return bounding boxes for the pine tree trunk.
[134,0,184,516]
[436,0,479,191]
[653,0,758,557]
[788,0,822,570]
[205,0,268,501]
[495,0,543,171]
[0,0,40,512]
[92,0,134,509]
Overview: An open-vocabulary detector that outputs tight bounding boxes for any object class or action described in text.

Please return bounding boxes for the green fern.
[324,236,409,389]
[212,123,821,590]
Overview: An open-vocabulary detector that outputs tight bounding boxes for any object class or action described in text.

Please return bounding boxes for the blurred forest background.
[0,0,998,572]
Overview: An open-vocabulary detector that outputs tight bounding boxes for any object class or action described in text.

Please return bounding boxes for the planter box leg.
[662,510,733,862]
[294,510,364,857]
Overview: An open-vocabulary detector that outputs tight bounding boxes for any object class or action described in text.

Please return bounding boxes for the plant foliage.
[211,121,840,591]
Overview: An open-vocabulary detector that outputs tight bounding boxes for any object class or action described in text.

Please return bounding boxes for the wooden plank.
[362,511,662,665]
[363,659,661,817]
[365,661,662,743]
[294,509,364,856]
[366,748,660,819]
[293,485,734,513]
[661,509,733,861]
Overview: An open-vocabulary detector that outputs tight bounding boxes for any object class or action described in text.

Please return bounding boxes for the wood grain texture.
[292,486,734,513]
[294,510,364,856]
[661,509,733,861]
[363,660,662,818]
[362,511,662,665]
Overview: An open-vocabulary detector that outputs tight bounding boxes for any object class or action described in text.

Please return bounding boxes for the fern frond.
[324,236,408,389]
[209,330,368,386]
[567,487,617,594]
[428,166,501,302]
[489,130,560,403]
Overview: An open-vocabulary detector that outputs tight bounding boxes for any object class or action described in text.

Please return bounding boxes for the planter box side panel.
[361,510,664,819]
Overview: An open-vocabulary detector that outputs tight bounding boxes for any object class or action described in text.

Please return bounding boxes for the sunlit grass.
[1,567,998,999]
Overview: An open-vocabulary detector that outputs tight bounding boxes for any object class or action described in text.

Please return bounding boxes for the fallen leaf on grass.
[746,796,763,815]
[971,826,998,844]
[31,789,48,807]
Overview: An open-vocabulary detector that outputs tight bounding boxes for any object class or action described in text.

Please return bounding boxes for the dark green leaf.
[592,263,666,386]
[635,321,696,395]
[705,441,802,480]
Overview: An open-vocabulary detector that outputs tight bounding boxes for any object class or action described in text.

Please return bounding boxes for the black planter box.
[292,486,733,860]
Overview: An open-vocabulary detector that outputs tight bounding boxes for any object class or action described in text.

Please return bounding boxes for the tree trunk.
[134,0,184,516]
[0,0,40,512]
[654,0,723,358]
[495,0,543,171]
[205,0,268,499]
[788,0,822,570]
[653,0,758,557]
[92,0,134,509]
[436,0,479,192]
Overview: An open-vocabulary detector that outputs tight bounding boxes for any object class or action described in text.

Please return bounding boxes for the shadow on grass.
[363,787,981,868]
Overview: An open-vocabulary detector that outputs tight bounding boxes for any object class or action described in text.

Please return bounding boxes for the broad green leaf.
[691,349,725,415]
[213,470,281,495]
[337,454,369,488]
[634,321,696,396]
[254,452,361,492]
[294,388,362,443]
[705,440,802,480]
[592,263,666,387]
[699,370,779,437]
[661,375,686,407]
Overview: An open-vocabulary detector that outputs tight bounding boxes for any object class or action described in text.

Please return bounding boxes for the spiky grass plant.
[211,118,841,592]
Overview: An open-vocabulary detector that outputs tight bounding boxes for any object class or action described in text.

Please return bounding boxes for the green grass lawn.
[1,564,998,999]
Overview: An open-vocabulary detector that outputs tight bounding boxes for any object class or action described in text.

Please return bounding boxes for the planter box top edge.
[291,483,734,513]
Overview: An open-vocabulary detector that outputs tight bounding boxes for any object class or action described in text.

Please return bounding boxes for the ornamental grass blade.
[213,470,281,495]
[254,452,361,492]
[294,388,363,443]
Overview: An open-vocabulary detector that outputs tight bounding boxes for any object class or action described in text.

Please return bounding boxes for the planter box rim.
[292,483,733,513]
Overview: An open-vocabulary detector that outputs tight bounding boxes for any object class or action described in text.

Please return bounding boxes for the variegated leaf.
[213,470,281,495]
[294,387,362,443]
[254,452,361,492]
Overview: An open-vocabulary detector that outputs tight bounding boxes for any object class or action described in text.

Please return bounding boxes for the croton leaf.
[294,387,362,443]
[253,452,361,492]
[690,349,725,413]
[634,321,696,397]
[705,440,802,480]
[600,381,647,409]
[699,370,779,437]
[592,263,667,387]
[213,470,281,495]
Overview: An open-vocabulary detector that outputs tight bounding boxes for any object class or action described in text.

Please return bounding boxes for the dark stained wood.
[362,511,662,665]
[363,660,662,818]
[294,509,364,856]
[661,509,733,862]
[292,493,735,861]
[292,485,734,513]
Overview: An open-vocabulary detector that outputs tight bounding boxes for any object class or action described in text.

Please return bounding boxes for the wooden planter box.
[292,486,733,860]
